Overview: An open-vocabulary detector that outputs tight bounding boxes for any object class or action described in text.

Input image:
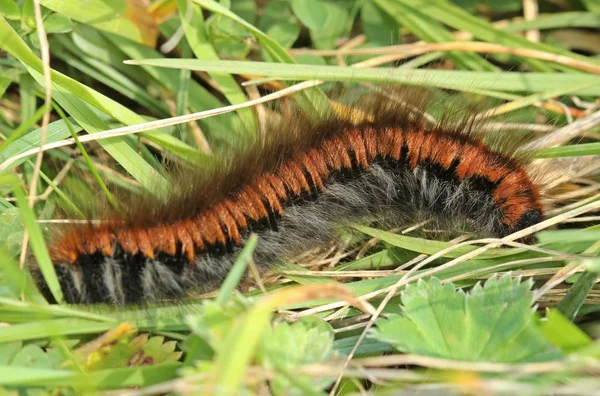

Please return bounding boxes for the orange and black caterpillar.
[34,88,544,304]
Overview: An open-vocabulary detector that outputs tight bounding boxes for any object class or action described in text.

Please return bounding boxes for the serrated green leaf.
[142,335,182,364]
[261,316,335,395]
[186,299,249,352]
[262,316,334,366]
[371,275,561,362]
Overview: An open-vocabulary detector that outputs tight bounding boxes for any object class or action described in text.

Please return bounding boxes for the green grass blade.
[179,0,256,131]
[124,58,600,95]
[0,15,169,192]
[373,0,498,72]
[0,173,63,304]
[503,12,600,31]
[215,234,258,304]
[396,0,600,71]
[192,0,330,112]
[533,142,600,159]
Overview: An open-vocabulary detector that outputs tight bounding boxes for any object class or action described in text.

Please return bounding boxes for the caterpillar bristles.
[32,85,553,305]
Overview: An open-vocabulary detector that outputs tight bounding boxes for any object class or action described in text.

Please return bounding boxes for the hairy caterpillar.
[33,87,546,305]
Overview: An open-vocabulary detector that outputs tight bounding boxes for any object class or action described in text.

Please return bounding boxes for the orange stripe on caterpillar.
[48,125,541,265]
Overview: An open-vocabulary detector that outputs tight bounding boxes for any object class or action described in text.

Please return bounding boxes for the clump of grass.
[1,0,600,394]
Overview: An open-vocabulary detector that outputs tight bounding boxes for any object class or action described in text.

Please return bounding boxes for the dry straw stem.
[289,41,600,75]
[522,109,600,150]
[343,354,567,374]
[19,0,53,271]
[523,0,541,43]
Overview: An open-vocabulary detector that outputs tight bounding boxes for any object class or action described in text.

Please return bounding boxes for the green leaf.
[260,316,335,395]
[43,12,73,34]
[262,317,334,366]
[371,275,561,362]
[333,334,395,357]
[259,0,294,32]
[308,2,352,50]
[537,230,600,244]
[541,309,592,353]
[0,0,19,20]
[39,0,158,46]
[0,341,22,365]
[582,0,600,12]
[361,0,399,45]
[11,344,52,369]
[186,299,250,352]
[266,21,300,49]
[291,0,329,30]
[504,12,600,31]
[353,225,522,259]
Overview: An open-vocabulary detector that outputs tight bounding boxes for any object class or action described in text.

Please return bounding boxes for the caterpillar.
[33,87,546,305]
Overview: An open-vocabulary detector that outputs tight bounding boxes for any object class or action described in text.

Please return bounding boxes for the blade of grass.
[215,234,258,304]
[478,80,600,118]
[557,240,600,320]
[51,36,170,117]
[373,0,498,72]
[0,15,169,193]
[532,142,600,159]
[192,0,330,113]
[123,58,600,95]
[179,0,256,131]
[0,173,62,303]
[503,12,600,31]
[175,44,192,140]
[0,105,45,152]
[52,103,117,208]
[396,0,600,70]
